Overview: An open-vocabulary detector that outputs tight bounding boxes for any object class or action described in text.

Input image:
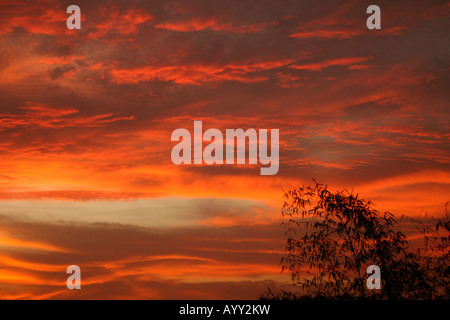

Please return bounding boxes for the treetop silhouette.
[261,181,449,300]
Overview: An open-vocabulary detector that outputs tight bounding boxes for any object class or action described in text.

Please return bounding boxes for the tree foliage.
[261,182,449,300]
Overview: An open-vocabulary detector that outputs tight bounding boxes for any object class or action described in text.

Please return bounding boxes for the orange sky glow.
[0,0,449,299]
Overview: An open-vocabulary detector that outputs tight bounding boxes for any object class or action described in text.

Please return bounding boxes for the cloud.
[87,8,153,40]
[0,103,134,130]
[289,27,407,39]
[0,191,157,201]
[0,211,288,299]
[109,59,293,85]
[155,17,271,33]
[289,57,371,71]
[0,0,448,299]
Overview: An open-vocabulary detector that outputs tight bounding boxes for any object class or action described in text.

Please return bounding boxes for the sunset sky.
[0,0,449,299]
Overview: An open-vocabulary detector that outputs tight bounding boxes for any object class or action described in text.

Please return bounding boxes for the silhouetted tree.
[261,182,449,300]
[404,202,450,298]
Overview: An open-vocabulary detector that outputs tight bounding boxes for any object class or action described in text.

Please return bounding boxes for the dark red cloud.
[0,0,448,299]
